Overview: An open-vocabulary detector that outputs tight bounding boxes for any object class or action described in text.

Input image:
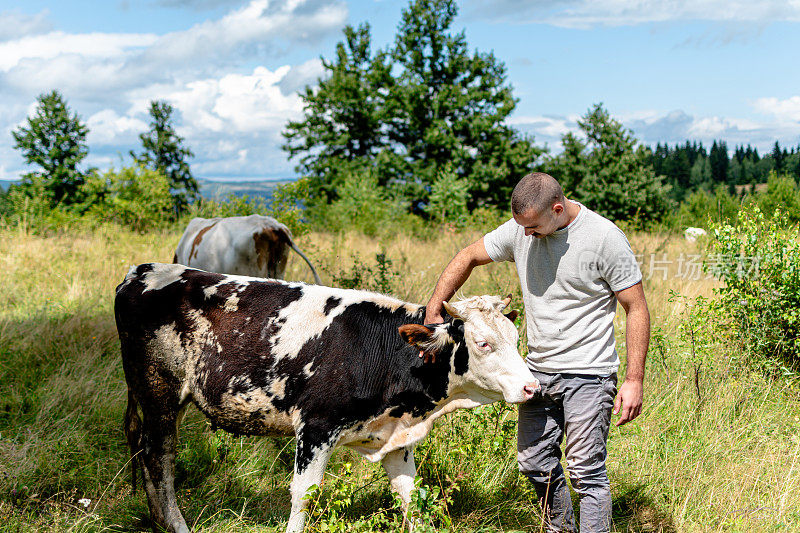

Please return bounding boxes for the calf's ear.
[399,324,448,364]
[504,310,519,322]
[399,324,433,346]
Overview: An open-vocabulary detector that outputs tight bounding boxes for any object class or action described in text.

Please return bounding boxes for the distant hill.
[0,178,294,201]
[197,178,294,202]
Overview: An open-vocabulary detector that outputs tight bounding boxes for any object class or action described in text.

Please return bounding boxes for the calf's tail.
[289,241,322,285]
[123,389,143,492]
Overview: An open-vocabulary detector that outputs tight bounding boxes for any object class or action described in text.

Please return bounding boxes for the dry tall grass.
[1,224,799,531]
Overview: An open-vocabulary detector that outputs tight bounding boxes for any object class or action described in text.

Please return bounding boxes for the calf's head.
[399,295,539,404]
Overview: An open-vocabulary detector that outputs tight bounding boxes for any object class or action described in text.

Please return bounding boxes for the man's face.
[513,204,562,238]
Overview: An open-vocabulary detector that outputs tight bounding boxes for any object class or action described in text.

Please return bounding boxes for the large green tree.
[388,0,542,207]
[283,23,393,203]
[283,0,542,210]
[132,100,197,214]
[12,90,89,206]
[548,104,670,223]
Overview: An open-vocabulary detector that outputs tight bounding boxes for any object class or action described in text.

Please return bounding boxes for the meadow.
[1,222,799,532]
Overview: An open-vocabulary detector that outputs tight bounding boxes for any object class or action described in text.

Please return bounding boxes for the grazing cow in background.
[684,227,708,242]
[115,263,538,533]
[174,214,321,284]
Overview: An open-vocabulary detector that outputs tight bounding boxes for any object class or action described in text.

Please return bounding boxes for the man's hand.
[420,237,493,361]
[614,282,649,426]
[423,309,445,325]
[418,308,445,360]
[613,379,643,426]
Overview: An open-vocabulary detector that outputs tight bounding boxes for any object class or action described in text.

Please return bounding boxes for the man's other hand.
[613,379,643,426]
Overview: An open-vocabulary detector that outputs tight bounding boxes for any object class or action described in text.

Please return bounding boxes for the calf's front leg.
[381,446,417,529]
[286,438,336,533]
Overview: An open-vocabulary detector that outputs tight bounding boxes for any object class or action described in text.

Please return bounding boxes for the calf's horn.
[442,301,464,320]
[500,294,512,310]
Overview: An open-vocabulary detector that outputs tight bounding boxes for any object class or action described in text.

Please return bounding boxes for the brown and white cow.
[174,214,321,284]
[115,263,538,533]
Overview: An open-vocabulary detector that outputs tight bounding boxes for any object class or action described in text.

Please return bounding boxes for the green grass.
[1,223,799,531]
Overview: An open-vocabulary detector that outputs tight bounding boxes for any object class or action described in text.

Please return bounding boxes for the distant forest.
[649,140,800,202]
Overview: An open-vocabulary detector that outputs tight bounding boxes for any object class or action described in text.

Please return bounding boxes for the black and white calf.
[115,263,539,533]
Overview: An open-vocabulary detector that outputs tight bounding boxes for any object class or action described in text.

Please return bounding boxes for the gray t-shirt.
[484,203,641,375]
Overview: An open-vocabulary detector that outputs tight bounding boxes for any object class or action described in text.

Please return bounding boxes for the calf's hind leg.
[138,398,190,533]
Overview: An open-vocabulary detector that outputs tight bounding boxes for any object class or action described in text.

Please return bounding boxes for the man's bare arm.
[613,281,650,426]
[424,237,493,324]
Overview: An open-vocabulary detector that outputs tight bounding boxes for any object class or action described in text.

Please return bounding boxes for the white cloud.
[86,110,148,146]
[466,0,800,27]
[506,114,582,150]
[278,58,325,95]
[142,0,346,67]
[0,31,156,72]
[0,0,345,97]
[154,0,249,9]
[0,0,347,180]
[167,65,304,135]
[0,9,53,42]
[509,107,800,154]
[753,96,800,123]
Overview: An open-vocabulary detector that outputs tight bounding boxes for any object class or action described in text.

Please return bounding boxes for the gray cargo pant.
[518,371,617,533]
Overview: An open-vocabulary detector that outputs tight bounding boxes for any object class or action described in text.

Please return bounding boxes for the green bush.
[188,193,269,225]
[706,206,800,373]
[326,252,401,294]
[664,186,740,230]
[425,167,469,227]
[755,172,800,224]
[78,165,174,231]
[0,177,87,234]
[311,169,417,237]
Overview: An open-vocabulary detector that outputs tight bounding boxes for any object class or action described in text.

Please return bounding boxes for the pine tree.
[771,141,785,175]
[132,101,197,214]
[12,90,89,206]
[709,141,729,185]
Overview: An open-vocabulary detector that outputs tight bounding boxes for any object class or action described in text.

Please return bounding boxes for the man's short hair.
[511,173,565,215]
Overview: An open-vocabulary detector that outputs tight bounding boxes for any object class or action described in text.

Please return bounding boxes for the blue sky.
[1,0,798,181]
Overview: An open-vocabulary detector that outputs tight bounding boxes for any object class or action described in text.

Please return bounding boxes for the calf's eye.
[476,340,491,350]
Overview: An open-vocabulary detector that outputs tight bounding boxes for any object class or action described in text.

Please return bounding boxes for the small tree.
[12,90,89,206]
[132,101,197,215]
[425,167,469,226]
[548,104,670,224]
[758,172,800,223]
[78,165,174,231]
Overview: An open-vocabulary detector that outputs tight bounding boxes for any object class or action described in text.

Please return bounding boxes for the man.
[424,172,650,532]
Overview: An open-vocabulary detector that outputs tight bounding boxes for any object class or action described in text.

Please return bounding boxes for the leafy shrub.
[304,463,456,533]
[327,252,401,294]
[425,167,469,227]
[78,165,174,231]
[465,205,508,232]
[191,193,268,219]
[663,186,740,230]
[312,169,415,237]
[754,172,800,224]
[706,206,800,373]
[0,179,55,230]
[0,176,90,234]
